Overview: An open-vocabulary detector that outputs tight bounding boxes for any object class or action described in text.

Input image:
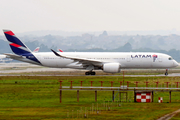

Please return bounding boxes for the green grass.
[0,76,180,119]
[172,113,180,120]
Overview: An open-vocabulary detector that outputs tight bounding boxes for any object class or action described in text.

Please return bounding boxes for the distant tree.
[25,41,39,51]
[50,45,57,52]
[123,42,132,51]
[39,44,49,52]
[113,42,132,52]
[102,31,108,36]
[99,31,108,37]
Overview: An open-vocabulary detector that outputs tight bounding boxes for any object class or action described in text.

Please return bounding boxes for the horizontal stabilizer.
[4,53,23,58]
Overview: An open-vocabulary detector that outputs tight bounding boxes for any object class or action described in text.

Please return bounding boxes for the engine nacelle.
[102,63,121,73]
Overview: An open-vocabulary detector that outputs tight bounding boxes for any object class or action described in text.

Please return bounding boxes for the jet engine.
[102,63,121,73]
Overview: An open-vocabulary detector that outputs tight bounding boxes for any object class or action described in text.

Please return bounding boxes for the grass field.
[0,75,180,120]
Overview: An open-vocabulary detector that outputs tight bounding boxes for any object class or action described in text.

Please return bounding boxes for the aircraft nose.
[173,60,179,67]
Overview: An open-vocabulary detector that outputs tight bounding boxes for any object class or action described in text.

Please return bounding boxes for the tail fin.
[3,30,32,55]
[33,47,40,53]
[59,49,63,52]
[3,30,41,65]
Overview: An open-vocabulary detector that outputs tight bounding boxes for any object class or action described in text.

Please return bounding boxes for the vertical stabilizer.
[3,30,32,55]
[33,47,40,53]
[3,30,41,64]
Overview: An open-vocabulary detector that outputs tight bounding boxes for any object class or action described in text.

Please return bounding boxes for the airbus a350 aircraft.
[3,30,179,75]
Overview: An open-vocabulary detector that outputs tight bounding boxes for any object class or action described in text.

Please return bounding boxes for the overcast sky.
[1,0,180,35]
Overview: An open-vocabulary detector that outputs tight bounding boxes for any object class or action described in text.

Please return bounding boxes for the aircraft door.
[158,58,162,62]
[157,55,162,62]
[126,55,131,62]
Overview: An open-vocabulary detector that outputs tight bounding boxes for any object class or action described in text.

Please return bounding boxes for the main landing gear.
[85,71,96,75]
[165,69,168,76]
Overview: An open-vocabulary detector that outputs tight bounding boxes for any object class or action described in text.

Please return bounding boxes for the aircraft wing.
[51,49,105,67]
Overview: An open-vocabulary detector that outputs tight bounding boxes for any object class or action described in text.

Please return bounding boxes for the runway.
[0,62,180,76]
[0,63,75,73]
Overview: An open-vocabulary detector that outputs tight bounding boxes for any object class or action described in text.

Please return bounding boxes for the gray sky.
[1,0,180,35]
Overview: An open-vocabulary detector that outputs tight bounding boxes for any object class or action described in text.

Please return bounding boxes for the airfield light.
[89,81,94,89]
[118,81,123,90]
[144,82,149,90]
[126,81,130,90]
[69,81,74,89]
[134,81,139,90]
[79,81,84,89]
[109,81,114,90]
[99,81,104,90]
[164,82,170,90]
[155,82,160,90]
[175,82,180,90]
[59,81,63,89]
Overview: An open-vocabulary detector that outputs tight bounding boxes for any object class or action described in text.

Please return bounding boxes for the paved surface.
[157,109,180,120]
[0,63,179,76]
[0,63,76,73]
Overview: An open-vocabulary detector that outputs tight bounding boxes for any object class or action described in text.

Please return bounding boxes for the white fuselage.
[15,52,178,70]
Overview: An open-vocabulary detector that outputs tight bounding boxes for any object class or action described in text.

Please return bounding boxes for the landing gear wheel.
[85,72,90,75]
[165,72,168,76]
[165,69,168,76]
[91,72,96,75]
[85,71,96,75]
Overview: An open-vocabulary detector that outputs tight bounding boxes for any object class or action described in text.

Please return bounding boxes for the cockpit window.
[168,57,173,60]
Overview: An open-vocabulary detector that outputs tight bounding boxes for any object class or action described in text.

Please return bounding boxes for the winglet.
[51,49,61,57]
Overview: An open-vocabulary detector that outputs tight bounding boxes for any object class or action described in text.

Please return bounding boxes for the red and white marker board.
[136,92,151,102]
[158,97,163,103]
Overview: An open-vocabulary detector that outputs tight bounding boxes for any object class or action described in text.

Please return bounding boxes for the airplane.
[3,29,179,75]
[59,49,63,52]
[33,47,40,53]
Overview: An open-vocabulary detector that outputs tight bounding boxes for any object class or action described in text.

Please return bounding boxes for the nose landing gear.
[165,69,168,76]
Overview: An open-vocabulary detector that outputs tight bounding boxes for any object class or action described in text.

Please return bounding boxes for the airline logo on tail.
[4,30,32,55]
[59,49,63,52]
[33,47,40,53]
[3,30,41,64]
